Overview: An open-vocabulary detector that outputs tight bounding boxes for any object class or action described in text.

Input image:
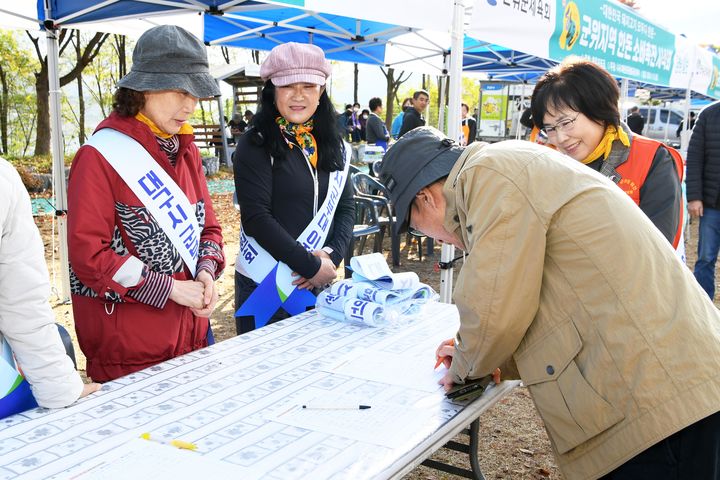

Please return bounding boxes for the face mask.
[353,107,359,112]
[362,114,368,119]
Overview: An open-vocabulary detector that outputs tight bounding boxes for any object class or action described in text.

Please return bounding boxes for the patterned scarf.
[276,116,318,168]
[581,124,630,165]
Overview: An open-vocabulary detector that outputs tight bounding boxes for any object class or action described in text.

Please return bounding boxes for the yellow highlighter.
[140,432,198,451]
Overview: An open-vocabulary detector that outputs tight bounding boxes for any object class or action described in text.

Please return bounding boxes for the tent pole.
[47,24,71,303]
[516,85,525,140]
[439,0,464,304]
[216,90,231,167]
[680,74,693,155]
[620,78,629,123]
[438,73,446,133]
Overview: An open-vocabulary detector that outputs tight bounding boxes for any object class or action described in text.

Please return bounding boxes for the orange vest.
[615,136,684,249]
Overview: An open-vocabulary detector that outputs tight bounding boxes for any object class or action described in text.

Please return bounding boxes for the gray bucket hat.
[117,25,220,99]
[379,126,464,235]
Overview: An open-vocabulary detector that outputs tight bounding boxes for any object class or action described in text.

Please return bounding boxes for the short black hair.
[344,104,353,111]
[413,90,429,100]
[530,59,619,130]
[369,97,382,111]
[461,103,469,111]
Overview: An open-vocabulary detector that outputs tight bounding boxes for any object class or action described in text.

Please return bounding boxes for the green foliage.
[0,31,40,157]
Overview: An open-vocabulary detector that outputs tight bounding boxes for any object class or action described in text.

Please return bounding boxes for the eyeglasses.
[541,114,579,136]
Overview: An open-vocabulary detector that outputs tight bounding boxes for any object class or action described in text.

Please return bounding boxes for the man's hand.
[435,338,455,370]
[439,370,455,392]
[80,382,102,398]
[191,270,218,317]
[688,200,703,218]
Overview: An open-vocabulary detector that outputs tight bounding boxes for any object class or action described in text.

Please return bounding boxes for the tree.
[26,28,108,156]
[84,34,131,120]
[0,31,39,156]
[380,67,411,128]
[73,30,86,145]
[353,63,359,104]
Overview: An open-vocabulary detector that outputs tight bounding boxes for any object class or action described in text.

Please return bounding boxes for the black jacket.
[399,107,425,138]
[687,102,720,208]
[626,112,645,135]
[233,129,355,279]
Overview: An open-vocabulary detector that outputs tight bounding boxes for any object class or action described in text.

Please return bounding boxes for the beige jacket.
[444,140,720,479]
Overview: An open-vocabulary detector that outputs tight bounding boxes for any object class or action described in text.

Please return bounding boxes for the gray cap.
[117,25,220,99]
[379,126,464,234]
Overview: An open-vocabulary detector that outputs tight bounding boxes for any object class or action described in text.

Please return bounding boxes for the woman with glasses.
[530,59,684,251]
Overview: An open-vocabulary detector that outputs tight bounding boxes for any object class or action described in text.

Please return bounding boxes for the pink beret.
[260,42,332,87]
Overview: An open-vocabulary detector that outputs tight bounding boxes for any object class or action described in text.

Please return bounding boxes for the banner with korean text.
[468,0,720,99]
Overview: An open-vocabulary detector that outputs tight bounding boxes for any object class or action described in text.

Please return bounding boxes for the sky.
[635,0,720,45]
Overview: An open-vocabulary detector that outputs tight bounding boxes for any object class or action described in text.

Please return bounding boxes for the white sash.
[235,144,351,296]
[86,129,200,275]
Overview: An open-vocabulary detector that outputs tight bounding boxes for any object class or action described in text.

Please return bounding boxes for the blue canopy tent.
[16,0,459,300]
[203,8,405,65]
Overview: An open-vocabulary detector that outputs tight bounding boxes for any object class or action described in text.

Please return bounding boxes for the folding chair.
[344,196,382,278]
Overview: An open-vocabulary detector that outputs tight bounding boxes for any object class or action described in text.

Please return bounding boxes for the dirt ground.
[34,190,708,480]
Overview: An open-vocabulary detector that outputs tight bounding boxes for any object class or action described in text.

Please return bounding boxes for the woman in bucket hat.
[233,42,354,334]
[67,25,225,382]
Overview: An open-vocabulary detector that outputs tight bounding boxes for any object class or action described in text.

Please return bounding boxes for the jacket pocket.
[515,321,624,454]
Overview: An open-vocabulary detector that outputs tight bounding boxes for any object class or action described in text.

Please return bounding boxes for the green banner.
[709,56,720,99]
[479,84,508,138]
[548,1,676,86]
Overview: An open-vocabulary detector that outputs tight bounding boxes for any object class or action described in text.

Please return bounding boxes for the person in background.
[531,59,683,252]
[229,113,244,145]
[686,101,720,299]
[359,108,370,142]
[0,158,100,416]
[626,105,645,135]
[399,89,429,138]
[677,111,696,138]
[366,97,390,150]
[243,109,254,130]
[350,102,362,143]
[233,42,354,334]
[380,126,720,480]
[336,104,353,142]
[391,97,412,140]
[460,103,477,145]
[67,25,225,382]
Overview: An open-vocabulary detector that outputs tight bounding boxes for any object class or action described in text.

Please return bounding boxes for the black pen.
[301,405,371,410]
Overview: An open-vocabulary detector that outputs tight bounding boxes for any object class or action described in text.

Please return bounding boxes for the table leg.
[468,419,485,480]
[420,420,486,480]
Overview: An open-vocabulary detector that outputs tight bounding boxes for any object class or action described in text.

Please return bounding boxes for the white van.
[630,106,683,145]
